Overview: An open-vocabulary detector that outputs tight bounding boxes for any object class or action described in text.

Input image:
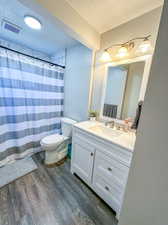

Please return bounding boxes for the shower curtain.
[0,49,64,167]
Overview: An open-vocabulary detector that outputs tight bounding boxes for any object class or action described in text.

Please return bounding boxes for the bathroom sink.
[74,121,136,151]
[89,125,123,138]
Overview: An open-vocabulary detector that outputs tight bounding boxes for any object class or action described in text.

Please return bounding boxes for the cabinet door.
[72,141,95,183]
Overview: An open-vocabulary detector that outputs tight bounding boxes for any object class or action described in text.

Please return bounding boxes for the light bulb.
[100,50,111,62]
[117,46,128,58]
[138,39,151,53]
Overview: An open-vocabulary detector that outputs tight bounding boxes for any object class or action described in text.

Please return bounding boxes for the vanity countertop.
[74,121,136,152]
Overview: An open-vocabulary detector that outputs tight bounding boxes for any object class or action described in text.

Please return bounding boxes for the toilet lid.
[41,134,65,145]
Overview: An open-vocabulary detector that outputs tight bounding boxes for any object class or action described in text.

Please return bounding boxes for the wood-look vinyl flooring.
[0,153,117,225]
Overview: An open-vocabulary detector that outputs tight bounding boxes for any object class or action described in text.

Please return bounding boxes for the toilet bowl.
[40,117,76,166]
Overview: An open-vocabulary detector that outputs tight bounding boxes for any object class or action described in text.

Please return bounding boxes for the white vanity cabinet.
[71,125,133,219]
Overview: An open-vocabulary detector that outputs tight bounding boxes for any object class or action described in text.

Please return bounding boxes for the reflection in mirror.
[103,61,145,122]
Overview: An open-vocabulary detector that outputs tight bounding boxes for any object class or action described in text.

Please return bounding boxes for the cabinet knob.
[90,152,94,156]
[108,167,112,172]
[105,186,110,191]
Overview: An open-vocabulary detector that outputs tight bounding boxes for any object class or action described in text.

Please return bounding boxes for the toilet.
[40,117,76,166]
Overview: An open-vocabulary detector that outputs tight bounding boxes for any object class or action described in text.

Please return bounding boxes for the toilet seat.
[42,134,64,145]
[41,134,68,150]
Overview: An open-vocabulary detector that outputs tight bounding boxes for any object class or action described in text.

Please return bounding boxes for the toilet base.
[44,145,68,166]
[45,156,67,168]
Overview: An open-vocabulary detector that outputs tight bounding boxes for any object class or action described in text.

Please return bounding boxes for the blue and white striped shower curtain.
[0,50,64,167]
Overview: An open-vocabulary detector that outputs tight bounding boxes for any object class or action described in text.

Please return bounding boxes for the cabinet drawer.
[94,151,129,186]
[93,175,122,212]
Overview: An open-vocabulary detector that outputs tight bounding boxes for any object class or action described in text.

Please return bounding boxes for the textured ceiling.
[0,0,78,55]
[66,0,164,33]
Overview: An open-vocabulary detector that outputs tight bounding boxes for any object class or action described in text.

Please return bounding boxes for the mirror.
[102,61,145,121]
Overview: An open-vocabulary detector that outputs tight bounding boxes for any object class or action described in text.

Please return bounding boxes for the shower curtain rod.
[0,45,65,69]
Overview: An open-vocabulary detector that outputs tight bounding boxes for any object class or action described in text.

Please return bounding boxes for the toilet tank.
[61,117,76,137]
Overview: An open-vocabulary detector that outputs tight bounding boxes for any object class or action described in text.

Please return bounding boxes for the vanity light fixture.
[117,46,129,58]
[24,16,42,30]
[138,37,151,53]
[101,50,111,62]
[101,35,151,62]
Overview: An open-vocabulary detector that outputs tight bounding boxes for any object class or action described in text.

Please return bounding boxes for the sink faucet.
[105,120,115,128]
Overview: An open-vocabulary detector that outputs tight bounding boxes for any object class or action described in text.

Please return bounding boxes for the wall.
[101,7,162,50]
[64,43,93,121]
[91,7,162,113]
[0,37,50,60]
[51,49,66,67]
[118,2,168,224]
[122,61,145,119]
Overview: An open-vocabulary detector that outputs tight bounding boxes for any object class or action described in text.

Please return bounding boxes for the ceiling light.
[117,46,129,58]
[100,50,111,62]
[138,39,151,53]
[24,16,42,30]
